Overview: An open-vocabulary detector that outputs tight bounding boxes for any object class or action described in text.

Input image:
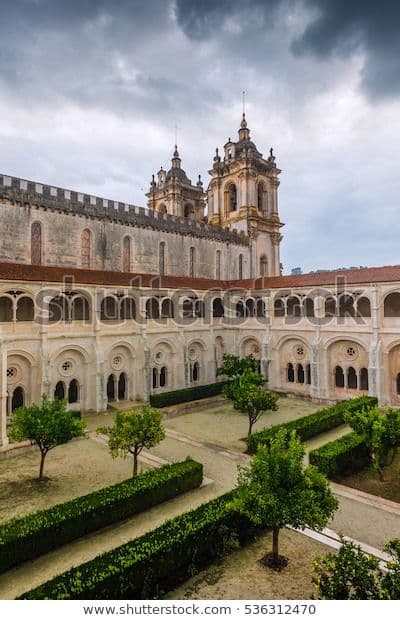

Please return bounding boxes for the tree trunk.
[39,450,47,481]
[372,450,385,481]
[272,526,280,563]
[247,416,253,439]
[133,448,138,477]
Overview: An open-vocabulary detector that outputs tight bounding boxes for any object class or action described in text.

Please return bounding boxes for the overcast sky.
[0,0,399,274]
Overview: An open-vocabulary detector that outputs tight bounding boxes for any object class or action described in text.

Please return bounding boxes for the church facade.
[1,116,400,446]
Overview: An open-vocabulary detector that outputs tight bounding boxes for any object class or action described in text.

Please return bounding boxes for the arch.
[347,366,358,389]
[54,381,66,400]
[260,255,268,276]
[120,296,136,320]
[384,292,400,317]
[159,203,167,214]
[183,297,194,318]
[323,334,369,352]
[216,249,221,280]
[236,300,245,318]
[338,293,356,318]
[31,222,42,265]
[192,361,200,382]
[71,295,90,321]
[0,296,13,322]
[53,344,90,364]
[238,254,243,279]
[304,297,314,318]
[287,296,301,317]
[240,336,262,361]
[184,203,194,219]
[194,299,205,318]
[325,296,337,317]
[256,299,266,317]
[306,363,311,385]
[146,297,160,320]
[160,366,167,388]
[335,366,345,388]
[81,228,91,269]
[118,372,127,400]
[213,297,224,318]
[189,246,195,278]
[159,241,166,276]
[227,183,237,212]
[357,296,371,318]
[274,297,285,317]
[287,363,295,383]
[360,367,369,391]
[11,386,24,412]
[49,295,68,322]
[275,333,311,352]
[15,296,34,321]
[68,379,79,404]
[107,374,116,402]
[152,367,158,389]
[160,298,174,319]
[244,298,255,317]
[122,236,131,272]
[297,364,305,384]
[101,296,119,321]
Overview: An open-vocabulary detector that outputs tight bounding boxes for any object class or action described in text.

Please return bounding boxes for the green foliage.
[223,370,278,438]
[8,395,86,480]
[149,381,227,408]
[247,396,378,454]
[216,354,260,378]
[98,405,165,476]
[232,430,338,565]
[309,432,370,478]
[313,537,400,599]
[344,406,400,480]
[0,459,202,574]
[19,490,262,600]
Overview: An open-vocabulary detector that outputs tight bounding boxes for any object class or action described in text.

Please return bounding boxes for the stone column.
[0,343,8,447]
[368,339,382,403]
[310,340,321,399]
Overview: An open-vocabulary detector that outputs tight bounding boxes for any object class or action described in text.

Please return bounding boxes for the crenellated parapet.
[0,173,248,246]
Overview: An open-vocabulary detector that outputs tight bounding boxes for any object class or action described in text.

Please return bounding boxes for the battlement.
[0,173,249,246]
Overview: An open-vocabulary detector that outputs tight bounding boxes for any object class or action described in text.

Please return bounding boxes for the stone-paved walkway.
[1,425,400,599]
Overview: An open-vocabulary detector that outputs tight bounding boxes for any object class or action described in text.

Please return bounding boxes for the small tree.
[217,354,260,379]
[313,537,400,600]
[98,405,165,476]
[223,370,278,438]
[8,395,86,481]
[232,430,338,569]
[344,406,400,481]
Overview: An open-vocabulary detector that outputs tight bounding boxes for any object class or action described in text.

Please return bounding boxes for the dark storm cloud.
[175,0,400,100]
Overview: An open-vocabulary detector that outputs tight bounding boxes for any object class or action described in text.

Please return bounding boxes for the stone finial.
[197,174,203,187]
[268,147,276,163]
[213,147,221,163]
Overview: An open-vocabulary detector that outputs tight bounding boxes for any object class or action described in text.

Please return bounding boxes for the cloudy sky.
[1,0,399,274]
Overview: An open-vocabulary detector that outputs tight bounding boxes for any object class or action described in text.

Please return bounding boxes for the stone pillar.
[261,334,271,382]
[368,339,382,403]
[0,344,8,447]
[310,340,321,399]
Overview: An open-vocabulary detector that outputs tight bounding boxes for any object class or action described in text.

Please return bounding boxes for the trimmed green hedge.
[247,396,378,454]
[309,432,370,478]
[0,459,203,574]
[20,490,261,600]
[149,381,228,408]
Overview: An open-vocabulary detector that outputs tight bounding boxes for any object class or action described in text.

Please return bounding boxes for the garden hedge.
[20,490,261,600]
[309,432,370,478]
[149,381,227,408]
[247,396,377,454]
[0,458,203,574]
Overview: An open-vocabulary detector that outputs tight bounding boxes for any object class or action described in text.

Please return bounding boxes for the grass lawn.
[166,528,330,600]
[0,436,147,521]
[164,396,321,452]
[334,453,400,504]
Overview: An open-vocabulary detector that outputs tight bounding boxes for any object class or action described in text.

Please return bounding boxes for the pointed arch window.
[122,236,131,272]
[257,183,264,211]
[31,222,42,265]
[81,229,91,269]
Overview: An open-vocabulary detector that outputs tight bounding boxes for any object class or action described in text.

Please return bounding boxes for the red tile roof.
[0,261,400,291]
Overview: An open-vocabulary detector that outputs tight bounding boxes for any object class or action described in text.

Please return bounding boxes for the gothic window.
[256,299,266,317]
[160,366,167,387]
[68,379,79,404]
[190,247,195,278]
[159,241,166,276]
[360,368,369,391]
[118,373,127,400]
[0,296,13,322]
[216,250,221,280]
[16,297,34,321]
[306,364,311,385]
[245,298,255,317]
[325,297,337,317]
[81,229,91,269]
[192,361,200,382]
[384,292,400,317]
[335,366,345,388]
[260,255,268,276]
[120,297,136,320]
[184,204,194,218]
[101,296,119,321]
[213,298,224,318]
[338,294,356,318]
[257,183,264,211]
[152,368,158,389]
[107,374,116,401]
[31,222,42,265]
[287,296,301,317]
[274,298,285,317]
[297,364,305,384]
[11,386,24,411]
[161,298,174,319]
[357,297,371,318]
[54,381,65,400]
[287,363,295,383]
[122,237,131,272]
[347,367,358,389]
[146,297,160,320]
[238,254,243,279]
[229,184,237,211]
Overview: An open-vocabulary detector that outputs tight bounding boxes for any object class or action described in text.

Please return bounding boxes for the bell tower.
[207,115,283,277]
